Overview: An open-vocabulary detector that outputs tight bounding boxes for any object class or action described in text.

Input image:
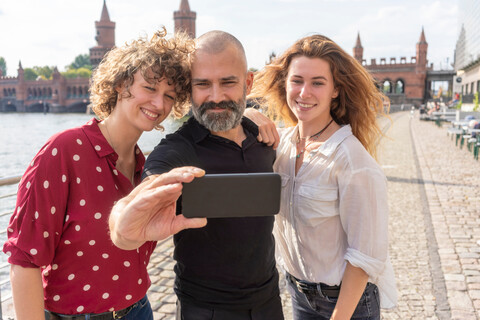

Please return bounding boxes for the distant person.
[3,29,205,320]
[249,34,397,319]
[109,30,284,320]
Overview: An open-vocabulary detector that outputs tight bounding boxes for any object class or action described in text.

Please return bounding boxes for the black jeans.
[176,295,284,320]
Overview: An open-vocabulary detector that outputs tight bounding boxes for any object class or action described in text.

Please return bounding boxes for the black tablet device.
[181,173,281,218]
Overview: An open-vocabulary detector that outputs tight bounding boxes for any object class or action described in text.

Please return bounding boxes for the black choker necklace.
[296,119,334,143]
[296,119,334,158]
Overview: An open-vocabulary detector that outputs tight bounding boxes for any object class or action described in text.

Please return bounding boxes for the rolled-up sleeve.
[3,138,69,268]
[338,166,389,279]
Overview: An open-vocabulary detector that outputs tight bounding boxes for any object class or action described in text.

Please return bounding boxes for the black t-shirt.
[143,117,279,310]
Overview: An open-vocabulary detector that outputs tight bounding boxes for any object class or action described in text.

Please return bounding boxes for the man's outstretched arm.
[109,166,207,250]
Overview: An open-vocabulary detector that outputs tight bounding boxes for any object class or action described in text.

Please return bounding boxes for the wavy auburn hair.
[89,28,194,126]
[250,34,389,158]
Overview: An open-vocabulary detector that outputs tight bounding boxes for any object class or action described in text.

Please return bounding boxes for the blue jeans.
[45,295,153,320]
[123,295,153,320]
[286,275,380,320]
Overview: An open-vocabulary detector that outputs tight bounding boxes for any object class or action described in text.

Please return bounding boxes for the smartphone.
[181,173,281,218]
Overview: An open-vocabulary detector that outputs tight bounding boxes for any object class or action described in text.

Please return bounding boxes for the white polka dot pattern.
[2,120,151,313]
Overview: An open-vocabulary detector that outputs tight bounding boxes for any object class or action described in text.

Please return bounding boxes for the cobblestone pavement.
[146,112,480,320]
[3,111,478,320]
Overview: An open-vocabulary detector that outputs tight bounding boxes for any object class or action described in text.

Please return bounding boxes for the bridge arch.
[395,79,405,94]
[26,102,50,112]
[66,101,88,113]
[4,102,17,112]
[382,79,393,94]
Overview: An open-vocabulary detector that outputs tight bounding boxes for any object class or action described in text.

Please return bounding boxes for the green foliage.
[474,92,479,112]
[0,57,6,75]
[76,67,92,78]
[61,67,91,79]
[67,54,92,71]
[32,66,54,80]
[24,68,38,81]
[456,95,463,110]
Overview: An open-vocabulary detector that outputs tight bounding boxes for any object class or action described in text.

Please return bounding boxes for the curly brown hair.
[89,28,194,126]
[250,34,389,158]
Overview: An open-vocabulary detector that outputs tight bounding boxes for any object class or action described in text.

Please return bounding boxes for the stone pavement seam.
[412,118,480,319]
[410,117,452,320]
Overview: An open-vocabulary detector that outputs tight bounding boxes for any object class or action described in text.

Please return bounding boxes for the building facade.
[0,1,117,113]
[0,0,195,113]
[174,0,196,38]
[354,29,439,107]
[454,0,480,109]
[89,0,116,68]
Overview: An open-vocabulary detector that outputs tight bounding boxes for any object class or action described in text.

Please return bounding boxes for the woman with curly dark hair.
[249,34,397,319]
[3,29,196,320]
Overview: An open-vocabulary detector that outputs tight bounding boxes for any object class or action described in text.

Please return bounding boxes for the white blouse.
[273,125,397,308]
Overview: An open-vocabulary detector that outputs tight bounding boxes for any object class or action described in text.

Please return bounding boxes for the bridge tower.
[353,32,364,63]
[174,0,196,38]
[416,27,428,72]
[89,0,116,68]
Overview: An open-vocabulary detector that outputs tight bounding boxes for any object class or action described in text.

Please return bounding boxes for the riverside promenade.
[146,112,480,320]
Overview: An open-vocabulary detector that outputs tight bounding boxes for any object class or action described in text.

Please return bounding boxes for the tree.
[61,67,91,79]
[33,66,54,80]
[67,54,92,70]
[76,67,92,78]
[0,57,6,76]
[24,68,38,81]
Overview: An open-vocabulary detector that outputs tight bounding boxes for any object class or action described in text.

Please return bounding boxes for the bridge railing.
[0,176,21,320]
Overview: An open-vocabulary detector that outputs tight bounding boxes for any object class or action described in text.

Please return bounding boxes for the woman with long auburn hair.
[248,34,397,319]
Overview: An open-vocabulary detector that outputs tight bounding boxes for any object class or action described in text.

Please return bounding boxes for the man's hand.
[109,167,207,250]
[244,108,279,149]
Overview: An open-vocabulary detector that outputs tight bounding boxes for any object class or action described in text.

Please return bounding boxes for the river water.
[0,112,183,271]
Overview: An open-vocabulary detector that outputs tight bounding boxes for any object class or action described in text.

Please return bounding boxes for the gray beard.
[191,96,246,132]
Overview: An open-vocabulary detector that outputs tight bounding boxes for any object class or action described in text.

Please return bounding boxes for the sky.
[0,0,459,77]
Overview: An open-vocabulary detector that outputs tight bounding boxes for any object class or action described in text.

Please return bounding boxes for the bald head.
[195,30,248,70]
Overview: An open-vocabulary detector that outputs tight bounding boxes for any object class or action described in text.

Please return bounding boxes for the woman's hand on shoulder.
[244,108,280,149]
